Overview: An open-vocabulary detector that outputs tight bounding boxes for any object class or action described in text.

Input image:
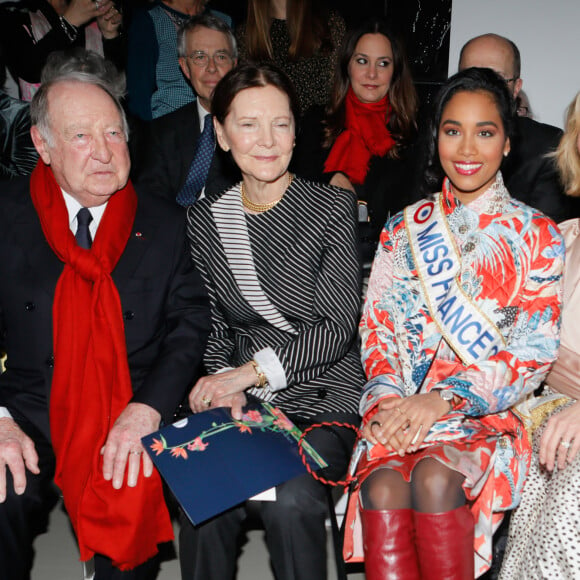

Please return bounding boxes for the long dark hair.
[323,17,418,155]
[245,0,334,61]
[423,67,516,192]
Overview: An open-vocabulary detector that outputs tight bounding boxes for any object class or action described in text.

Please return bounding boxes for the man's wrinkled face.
[31,81,130,207]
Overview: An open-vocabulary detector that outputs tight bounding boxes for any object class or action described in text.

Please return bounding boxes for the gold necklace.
[241,173,293,213]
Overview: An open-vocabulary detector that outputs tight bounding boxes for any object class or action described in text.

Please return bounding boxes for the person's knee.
[360,469,411,510]
[411,459,465,512]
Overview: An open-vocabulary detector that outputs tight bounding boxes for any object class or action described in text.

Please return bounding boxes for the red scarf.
[324,87,396,184]
[30,161,173,570]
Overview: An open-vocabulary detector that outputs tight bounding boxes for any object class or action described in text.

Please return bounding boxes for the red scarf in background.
[324,87,396,184]
[30,161,173,570]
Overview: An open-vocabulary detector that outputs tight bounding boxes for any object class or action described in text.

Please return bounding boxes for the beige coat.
[546,218,580,397]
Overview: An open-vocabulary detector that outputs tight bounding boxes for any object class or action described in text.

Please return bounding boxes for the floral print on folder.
[142,401,327,524]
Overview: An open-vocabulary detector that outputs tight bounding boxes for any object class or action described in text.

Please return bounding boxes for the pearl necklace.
[241,173,293,213]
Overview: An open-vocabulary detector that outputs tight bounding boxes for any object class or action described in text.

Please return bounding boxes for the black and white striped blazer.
[186,177,364,418]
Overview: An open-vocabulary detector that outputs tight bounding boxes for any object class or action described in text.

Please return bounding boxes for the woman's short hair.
[324,17,418,151]
[212,62,300,124]
[423,67,515,191]
[554,92,580,197]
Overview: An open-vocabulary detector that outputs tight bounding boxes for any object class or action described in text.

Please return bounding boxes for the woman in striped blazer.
[180,63,364,580]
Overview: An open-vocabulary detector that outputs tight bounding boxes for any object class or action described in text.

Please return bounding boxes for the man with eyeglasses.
[136,13,240,205]
[458,33,578,223]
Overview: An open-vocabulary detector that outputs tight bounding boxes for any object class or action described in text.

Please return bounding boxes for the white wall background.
[449,0,580,129]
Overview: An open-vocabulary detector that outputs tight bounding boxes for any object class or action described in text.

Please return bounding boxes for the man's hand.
[101,402,161,490]
[0,418,39,502]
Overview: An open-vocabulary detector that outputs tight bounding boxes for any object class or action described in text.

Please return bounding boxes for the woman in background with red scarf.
[293,18,419,254]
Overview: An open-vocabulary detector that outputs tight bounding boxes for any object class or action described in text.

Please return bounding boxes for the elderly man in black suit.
[0,53,211,579]
[136,13,240,205]
[459,33,578,223]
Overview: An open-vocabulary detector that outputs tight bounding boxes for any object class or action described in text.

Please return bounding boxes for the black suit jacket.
[134,102,240,203]
[0,177,211,442]
[503,116,579,222]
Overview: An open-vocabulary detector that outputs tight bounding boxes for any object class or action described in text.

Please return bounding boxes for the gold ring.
[201,396,212,407]
[395,408,405,416]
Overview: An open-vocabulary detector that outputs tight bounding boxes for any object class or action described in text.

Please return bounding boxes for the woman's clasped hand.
[363,393,451,454]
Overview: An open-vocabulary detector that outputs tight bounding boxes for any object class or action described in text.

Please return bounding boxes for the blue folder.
[142,401,327,525]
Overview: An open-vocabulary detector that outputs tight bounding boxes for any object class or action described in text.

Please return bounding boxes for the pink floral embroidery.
[244,410,263,423]
[187,437,208,451]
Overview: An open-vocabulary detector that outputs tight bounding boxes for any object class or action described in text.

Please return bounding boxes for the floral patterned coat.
[344,174,564,576]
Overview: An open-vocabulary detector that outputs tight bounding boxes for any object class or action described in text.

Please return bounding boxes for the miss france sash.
[405,195,505,365]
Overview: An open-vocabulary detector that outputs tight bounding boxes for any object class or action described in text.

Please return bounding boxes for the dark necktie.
[75,207,93,249]
[176,113,215,207]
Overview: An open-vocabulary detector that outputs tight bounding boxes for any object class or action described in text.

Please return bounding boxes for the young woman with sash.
[344,67,564,579]
[499,92,580,579]
[181,62,364,580]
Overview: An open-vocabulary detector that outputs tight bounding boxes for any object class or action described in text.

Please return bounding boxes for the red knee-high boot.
[414,505,474,580]
[360,508,420,580]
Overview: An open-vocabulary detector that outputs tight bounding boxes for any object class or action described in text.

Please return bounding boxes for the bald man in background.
[459,33,579,222]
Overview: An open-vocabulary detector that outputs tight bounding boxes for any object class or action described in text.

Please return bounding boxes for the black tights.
[360,458,466,513]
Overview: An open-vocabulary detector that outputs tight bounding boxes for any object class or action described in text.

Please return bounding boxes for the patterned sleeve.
[435,219,564,416]
[359,215,407,416]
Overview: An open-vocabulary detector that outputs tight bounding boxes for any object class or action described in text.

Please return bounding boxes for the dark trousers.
[0,417,160,580]
[179,412,358,580]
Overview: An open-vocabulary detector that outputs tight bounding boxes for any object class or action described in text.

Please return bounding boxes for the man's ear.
[179,57,191,81]
[513,78,523,99]
[30,126,51,164]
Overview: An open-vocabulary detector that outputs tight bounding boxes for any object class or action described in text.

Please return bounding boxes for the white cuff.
[253,347,287,391]
[216,367,235,374]
[0,407,13,419]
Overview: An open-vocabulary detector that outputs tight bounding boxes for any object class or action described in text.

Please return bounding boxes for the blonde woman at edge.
[500,92,580,579]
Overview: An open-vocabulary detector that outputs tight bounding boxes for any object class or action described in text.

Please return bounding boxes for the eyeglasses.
[186,51,233,68]
[503,76,519,84]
